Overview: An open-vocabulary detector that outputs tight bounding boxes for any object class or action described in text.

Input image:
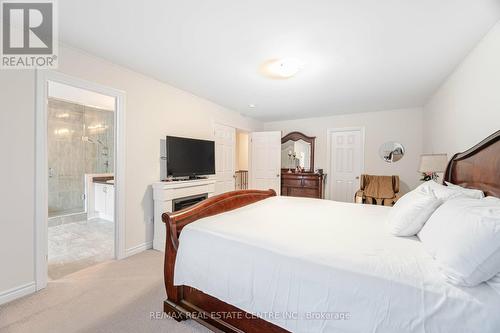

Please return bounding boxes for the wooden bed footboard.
[161,189,287,333]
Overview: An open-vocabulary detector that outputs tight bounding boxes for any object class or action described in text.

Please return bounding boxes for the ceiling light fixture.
[260,58,303,79]
[248,104,256,108]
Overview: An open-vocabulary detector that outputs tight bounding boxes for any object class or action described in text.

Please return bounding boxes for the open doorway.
[213,124,250,194]
[46,81,116,280]
[235,130,249,190]
[213,125,281,194]
[35,71,126,290]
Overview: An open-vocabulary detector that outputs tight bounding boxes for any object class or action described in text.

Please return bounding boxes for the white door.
[329,129,364,202]
[249,131,281,194]
[214,123,236,194]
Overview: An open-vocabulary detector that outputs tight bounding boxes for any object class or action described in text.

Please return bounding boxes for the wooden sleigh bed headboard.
[444,130,500,198]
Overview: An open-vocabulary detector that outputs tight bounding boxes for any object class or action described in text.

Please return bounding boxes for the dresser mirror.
[281,132,315,172]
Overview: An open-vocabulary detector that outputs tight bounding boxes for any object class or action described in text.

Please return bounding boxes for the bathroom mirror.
[379,142,405,163]
[281,132,315,172]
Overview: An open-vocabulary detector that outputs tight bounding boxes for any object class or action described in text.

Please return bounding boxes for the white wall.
[424,22,500,156]
[0,70,36,302]
[0,45,262,302]
[264,108,423,194]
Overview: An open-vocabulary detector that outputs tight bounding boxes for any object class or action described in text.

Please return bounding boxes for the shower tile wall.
[85,106,114,173]
[48,98,114,217]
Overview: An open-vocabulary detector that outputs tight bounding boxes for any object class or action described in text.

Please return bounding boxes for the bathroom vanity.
[92,176,115,221]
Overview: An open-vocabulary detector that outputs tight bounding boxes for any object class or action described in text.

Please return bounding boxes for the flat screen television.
[166,136,215,178]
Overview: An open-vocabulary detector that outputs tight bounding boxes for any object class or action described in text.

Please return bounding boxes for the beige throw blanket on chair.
[361,175,399,206]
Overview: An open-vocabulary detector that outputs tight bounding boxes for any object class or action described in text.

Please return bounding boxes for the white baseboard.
[0,282,36,305]
[125,241,153,258]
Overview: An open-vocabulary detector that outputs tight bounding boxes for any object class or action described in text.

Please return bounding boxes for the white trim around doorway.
[325,127,365,200]
[35,70,126,291]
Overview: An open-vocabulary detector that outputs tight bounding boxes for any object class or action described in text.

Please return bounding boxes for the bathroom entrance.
[46,81,117,280]
[35,71,125,290]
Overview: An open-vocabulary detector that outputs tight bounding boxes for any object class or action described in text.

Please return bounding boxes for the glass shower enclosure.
[47,98,114,219]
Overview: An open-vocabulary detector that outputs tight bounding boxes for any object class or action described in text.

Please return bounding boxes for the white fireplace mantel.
[152,178,216,251]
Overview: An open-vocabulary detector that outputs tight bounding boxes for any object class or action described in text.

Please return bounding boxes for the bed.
[162,130,500,333]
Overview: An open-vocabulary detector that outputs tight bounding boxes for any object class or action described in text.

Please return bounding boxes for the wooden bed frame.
[443,130,500,197]
[162,130,500,333]
[162,189,287,333]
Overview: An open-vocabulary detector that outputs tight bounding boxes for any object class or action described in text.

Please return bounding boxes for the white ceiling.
[59,1,500,121]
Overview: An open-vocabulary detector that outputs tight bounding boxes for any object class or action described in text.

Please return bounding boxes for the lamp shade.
[419,154,448,173]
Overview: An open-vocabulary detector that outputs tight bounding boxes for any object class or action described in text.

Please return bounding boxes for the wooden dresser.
[281,173,326,199]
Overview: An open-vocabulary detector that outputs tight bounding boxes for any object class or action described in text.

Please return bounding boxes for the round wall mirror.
[379,142,405,163]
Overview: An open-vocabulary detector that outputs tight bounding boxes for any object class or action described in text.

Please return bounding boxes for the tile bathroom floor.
[48,218,114,280]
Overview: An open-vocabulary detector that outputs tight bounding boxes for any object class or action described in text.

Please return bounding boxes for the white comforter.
[174,196,500,333]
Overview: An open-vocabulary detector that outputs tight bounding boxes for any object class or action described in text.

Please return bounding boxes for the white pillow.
[484,196,500,294]
[386,189,442,236]
[418,197,500,287]
[483,196,500,204]
[418,181,484,201]
[444,181,485,199]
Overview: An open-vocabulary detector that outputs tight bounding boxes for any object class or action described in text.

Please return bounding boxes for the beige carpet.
[0,250,210,333]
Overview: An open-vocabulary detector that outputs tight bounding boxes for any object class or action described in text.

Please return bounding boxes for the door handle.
[276,174,280,178]
[355,176,360,179]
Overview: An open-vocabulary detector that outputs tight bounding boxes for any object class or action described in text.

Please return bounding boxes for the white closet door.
[214,123,236,194]
[249,131,281,194]
[329,129,363,202]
